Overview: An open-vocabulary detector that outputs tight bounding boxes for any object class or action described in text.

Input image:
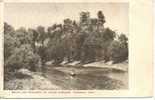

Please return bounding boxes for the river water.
[43,66,128,90]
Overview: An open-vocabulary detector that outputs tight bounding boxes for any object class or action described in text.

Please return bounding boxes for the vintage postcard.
[0,0,153,98]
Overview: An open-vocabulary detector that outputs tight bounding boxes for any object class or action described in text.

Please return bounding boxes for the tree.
[80,12,90,25]
[62,18,77,62]
[15,27,33,45]
[27,28,38,53]
[81,18,99,62]
[4,10,128,77]
[98,28,116,61]
[4,23,17,60]
[63,18,73,32]
[4,23,17,66]
[36,26,46,44]
[97,10,106,25]
[4,23,41,81]
[34,26,49,66]
[5,44,41,71]
[4,22,15,36]
[118,34,128,48]
[46,24,65,64]
[108,34,128,63]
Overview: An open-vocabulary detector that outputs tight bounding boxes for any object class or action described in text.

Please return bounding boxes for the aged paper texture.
[0,0,153,98]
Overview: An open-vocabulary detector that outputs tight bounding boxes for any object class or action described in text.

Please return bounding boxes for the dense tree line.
[4,11,128,80]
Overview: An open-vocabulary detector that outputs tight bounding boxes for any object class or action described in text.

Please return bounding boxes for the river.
[43,65,128,90]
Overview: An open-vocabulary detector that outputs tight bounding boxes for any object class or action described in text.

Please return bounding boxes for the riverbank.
[4,71,61,90]
[4,61,128,90]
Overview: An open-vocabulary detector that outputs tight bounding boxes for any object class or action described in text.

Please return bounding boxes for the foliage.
[4,23,41,81]
[5,44,41,71]
[108,34,128,63]
[4,10,128,78]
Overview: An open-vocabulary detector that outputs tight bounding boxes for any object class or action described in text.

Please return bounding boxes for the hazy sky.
[4,3,129,34]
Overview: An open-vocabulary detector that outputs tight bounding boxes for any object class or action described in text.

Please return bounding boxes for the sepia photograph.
[4,3,129,90]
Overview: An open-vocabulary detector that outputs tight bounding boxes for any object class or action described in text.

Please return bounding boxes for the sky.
[4,3,129,34]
